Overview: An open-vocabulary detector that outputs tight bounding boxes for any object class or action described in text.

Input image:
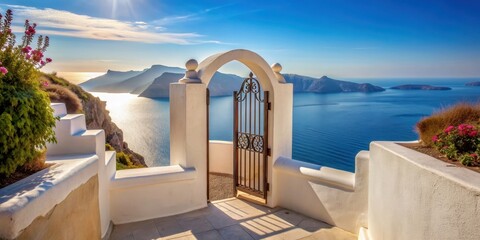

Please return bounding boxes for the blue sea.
[91,78,480,172]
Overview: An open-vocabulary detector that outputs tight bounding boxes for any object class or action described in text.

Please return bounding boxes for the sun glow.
[109,0,136,19]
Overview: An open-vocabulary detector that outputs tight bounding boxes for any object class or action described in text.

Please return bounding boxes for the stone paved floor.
[208,173,234,202]
[110,198,356,240]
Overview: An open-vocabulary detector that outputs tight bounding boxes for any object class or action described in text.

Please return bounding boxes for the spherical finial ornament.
[271,63,282,73]
[185,59,198,71]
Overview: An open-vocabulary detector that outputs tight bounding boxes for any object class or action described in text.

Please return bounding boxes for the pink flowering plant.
[0,10,52,82]
[432,123,480,166]
[0,9,56,177]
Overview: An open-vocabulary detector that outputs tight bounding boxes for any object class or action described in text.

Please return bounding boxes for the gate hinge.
[266,183,270,191]
[267,102,271,110]
[267,148,272,156]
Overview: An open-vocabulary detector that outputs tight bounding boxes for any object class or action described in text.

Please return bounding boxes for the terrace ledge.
[274,156,355,191]
[110,165,196,189]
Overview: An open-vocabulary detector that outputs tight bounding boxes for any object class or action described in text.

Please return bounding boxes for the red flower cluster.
[22,46,32,54]
[0,66,7,75]
[444,125,455,133]
[31,49,43,62]
[25,26,36,36]
[433,123,480,165]
[457,124,478,137]
[16,19,53,69]
[0,61,7,75]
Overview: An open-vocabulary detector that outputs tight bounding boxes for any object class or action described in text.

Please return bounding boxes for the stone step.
[59,114,87,135]
[50,103,67,117]
[47,129,104,156]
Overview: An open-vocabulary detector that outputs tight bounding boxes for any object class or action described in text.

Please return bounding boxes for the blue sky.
[1,0,479,78]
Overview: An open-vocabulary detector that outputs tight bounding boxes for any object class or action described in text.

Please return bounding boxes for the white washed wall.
[369,141,480,240]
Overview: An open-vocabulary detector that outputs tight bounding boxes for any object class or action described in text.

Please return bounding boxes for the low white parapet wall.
[0,155,101,239]
[368,141,480,240]
[273,151,369,234]
[110,165,207,224]
[209,140,233,175]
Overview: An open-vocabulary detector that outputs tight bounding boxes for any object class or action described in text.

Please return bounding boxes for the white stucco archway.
[196,49,284,90]
[170,49,293,207]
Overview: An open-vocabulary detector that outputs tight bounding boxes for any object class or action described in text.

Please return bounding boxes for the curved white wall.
[369,142,480,240]
[273,151,369,234]
[209,140,233,175]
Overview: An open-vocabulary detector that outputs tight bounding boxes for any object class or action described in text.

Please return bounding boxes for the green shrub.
[105,143,114,151]
[416,103,480,146]
[0,10,56,176]
[116,152,133,166]
[432,124,480,166]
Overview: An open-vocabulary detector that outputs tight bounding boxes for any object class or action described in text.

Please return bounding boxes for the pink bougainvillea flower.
[31,49,43,62]
[444,125,455,133]
[22,46,32,54]
[470,153,478,158]
[0,67,8,75]
[25,25,36,36]
[469,130,478,137]
[46,58,52,63]
[25,53,31,60]
[42,81,49,87]
[432,135,439,142]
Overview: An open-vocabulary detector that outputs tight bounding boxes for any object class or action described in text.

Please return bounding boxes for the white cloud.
[5,5,216,44]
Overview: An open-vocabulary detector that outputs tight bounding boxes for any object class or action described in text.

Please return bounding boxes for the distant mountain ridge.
[80,65,386,97]
[80,70,144,91]
[283,74,385,93]
[139,72,244,98]
[80,65,184,93]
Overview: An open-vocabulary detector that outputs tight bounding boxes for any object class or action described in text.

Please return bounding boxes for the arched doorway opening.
[205,68,269,202]
[169,49,293,207]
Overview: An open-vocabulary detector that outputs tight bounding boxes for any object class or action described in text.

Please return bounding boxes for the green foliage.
[116,162,128,170]
[115,151,142,170]
[105,143,114,151]
[0,9,56,176]
[116,152,133,166]
[433,124,480,166]
[458,154,476,166]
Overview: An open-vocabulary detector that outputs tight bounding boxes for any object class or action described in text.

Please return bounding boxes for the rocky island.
[391,84,451,90]
[284,74,385,93]
[465,81,480,86]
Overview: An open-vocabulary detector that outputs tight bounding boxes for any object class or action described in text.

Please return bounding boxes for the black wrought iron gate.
[233,72,269,200]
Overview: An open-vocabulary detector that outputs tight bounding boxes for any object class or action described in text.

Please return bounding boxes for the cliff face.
[42,73,146,167]
[82,95,146,166]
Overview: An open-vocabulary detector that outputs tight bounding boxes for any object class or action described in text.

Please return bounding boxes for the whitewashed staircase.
[47,103,116,237]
